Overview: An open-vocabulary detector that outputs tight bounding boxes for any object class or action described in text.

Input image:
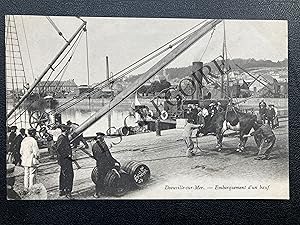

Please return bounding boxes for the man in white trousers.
[20,128,40,191]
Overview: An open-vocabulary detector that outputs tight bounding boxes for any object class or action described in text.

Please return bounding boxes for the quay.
[13,119,289,199]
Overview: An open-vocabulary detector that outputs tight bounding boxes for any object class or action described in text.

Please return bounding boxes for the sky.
[7,16,288,85]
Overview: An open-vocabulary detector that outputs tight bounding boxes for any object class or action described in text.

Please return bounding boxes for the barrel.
[103,169,130,197]
[91,167,99,184]
[121,161,151,188]
[117,126,130,136]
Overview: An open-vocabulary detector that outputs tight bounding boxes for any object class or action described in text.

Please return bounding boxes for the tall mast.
[222,20,229,98]
[106,56,112,133]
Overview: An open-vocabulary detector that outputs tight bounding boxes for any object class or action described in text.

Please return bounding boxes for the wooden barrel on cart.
[103,169,130,197]
[121,161,151,188]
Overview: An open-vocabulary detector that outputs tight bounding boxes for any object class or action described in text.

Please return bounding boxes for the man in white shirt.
[20,128,40,190]
[183,119,202,157]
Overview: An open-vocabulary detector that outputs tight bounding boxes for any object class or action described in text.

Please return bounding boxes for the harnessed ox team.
[200,107,257,152]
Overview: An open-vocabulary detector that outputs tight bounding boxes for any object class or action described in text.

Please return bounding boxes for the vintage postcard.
[5,16,288,199]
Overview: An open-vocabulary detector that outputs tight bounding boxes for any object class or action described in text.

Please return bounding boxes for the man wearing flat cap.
[92,132,120,198]
[7,164,22,200]
[56,124,74,198]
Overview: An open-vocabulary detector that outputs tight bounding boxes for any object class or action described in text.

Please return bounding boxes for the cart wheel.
[179,78,196,97]
[29,111,50,132]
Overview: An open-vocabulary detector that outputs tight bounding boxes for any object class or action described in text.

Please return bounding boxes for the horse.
[199,108,257,152]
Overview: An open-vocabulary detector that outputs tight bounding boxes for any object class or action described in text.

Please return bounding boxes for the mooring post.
[155,118,161,136]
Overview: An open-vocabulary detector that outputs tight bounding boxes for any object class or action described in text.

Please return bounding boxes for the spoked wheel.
[178,78,196,97]
[164,87,178,106]
[29,110,50,132]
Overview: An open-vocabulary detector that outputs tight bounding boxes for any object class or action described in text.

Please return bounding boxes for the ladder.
[6,15,28,128]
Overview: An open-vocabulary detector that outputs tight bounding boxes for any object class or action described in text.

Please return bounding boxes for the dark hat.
[59,124,70,132]
[28,128,36,134]
[7,164,23,178]
[11,126,17,130]
[96,132,106,137]
[20,128,26,134]
[66,120,72,125]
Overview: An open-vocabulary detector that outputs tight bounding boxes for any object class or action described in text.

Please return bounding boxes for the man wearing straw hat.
[20,128,40,191]
[7,164,22,200]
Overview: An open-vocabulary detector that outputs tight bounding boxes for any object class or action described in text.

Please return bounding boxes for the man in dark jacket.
[259,99,267,123]
[12,128,27,166]
[7,126,17,153]
[56,124,74,198]
[92,132,120,198]
[266,105,276,129]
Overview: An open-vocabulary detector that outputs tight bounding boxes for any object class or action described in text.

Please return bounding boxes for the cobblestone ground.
[13,119,289,200]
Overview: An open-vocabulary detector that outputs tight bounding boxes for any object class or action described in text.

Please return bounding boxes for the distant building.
[36,79,78,96]
[78,85,93,95]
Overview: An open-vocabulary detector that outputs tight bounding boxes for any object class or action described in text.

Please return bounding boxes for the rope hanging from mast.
[199,26,216,61]
[21,15,35,81]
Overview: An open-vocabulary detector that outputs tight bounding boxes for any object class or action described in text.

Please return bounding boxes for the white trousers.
[24,166,37,189]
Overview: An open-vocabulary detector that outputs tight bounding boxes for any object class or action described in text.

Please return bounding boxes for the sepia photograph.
[5,16,288,200]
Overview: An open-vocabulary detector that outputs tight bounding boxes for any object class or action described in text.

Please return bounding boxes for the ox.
[200,108,257,152]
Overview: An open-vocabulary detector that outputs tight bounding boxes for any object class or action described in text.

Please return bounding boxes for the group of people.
[185,102,224,133]
[183,101,277,160]
[183,102,224,157]
[258,99,279,129]
[7,119,120,199]
[6,126,40,199]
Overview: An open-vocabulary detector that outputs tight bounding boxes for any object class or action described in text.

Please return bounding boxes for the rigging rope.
[53,32,84,93]
[85,27,90,89]
[46,16,68,42]
[21,15,35,81]
[52,20,210,113]
[53,34,186,113]
[226,50,275,90]
[8,27,85,125]
[11,19,212,123]
[199,26,216,61]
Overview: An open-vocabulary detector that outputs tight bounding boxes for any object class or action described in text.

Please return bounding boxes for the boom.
[71,19,222,140]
